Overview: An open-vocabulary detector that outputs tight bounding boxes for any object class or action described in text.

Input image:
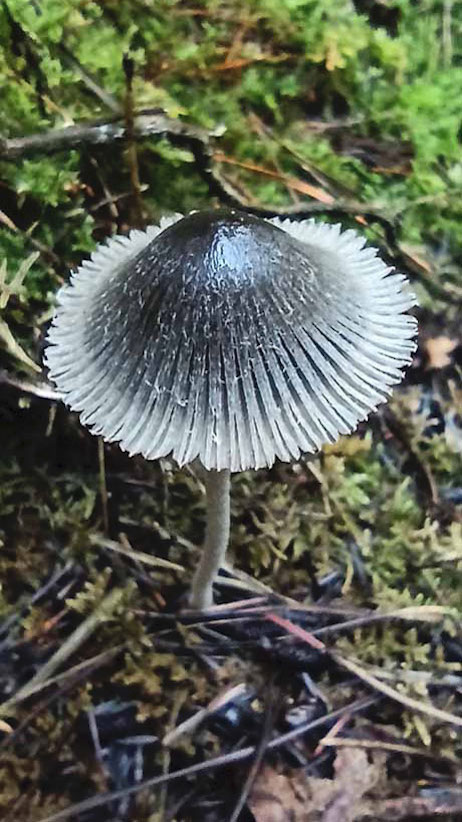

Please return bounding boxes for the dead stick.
[0,586,124,717]
[122,55,145,228]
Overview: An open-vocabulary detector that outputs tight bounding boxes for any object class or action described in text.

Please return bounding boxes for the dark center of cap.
[136,208,314,292]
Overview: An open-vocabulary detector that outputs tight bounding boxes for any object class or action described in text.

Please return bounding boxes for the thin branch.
[90,533,185,573]
[0,111,457,303]
[122,55,146,228]
[228,681,278,822]
[0,369,60,399]
[0,647,120,750]
[57,44,121,114]
[0,109,216,161]
[0,586,124,718]
[0,113,399,230]
[0,208,61,264]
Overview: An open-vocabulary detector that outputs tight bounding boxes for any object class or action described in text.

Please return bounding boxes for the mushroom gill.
[45,209,417,473]
[45,208,417,608]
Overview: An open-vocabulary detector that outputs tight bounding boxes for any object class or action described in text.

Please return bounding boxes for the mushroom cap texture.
[45,209,417,472]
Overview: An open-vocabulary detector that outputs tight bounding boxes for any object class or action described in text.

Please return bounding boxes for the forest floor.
[0,1,461,820]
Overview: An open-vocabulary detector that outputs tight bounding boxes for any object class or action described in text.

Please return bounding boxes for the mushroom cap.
[45,209,417,472]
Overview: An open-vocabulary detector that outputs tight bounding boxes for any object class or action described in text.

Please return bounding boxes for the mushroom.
[45,209,417,608]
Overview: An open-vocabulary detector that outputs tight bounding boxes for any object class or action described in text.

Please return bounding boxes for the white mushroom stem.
[190,468,231,609]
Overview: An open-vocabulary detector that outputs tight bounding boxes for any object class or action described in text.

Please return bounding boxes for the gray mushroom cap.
[45,209,417,472]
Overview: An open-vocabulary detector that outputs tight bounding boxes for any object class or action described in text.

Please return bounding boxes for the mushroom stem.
[190,468,231,609]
